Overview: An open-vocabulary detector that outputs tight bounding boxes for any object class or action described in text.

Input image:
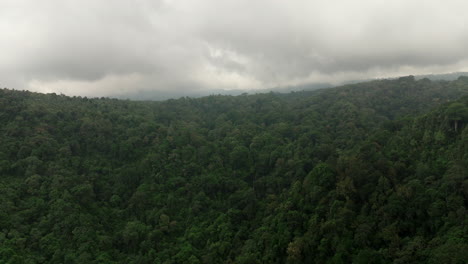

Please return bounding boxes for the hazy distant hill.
[115,82,334,101]
[117,72,468,101]
[415,71,468,81]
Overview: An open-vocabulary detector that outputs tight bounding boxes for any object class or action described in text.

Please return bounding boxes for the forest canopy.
[0,76,467,263]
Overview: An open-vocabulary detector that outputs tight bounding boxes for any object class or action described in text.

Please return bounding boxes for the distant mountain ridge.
[116,72,468,101]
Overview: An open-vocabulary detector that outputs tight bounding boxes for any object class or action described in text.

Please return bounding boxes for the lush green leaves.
[0,77,467,263]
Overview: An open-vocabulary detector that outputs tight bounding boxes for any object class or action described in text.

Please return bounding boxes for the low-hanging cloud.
[1,0,468,98]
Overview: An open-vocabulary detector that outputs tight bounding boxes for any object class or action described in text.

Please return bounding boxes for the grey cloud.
[1,0,468,98]
[198,0,468,80]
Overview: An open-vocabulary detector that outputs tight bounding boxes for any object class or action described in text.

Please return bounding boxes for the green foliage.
[446,102,468,121]
[0,78,467,263]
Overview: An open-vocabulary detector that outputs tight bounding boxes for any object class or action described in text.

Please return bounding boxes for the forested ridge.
[0,76,467,263]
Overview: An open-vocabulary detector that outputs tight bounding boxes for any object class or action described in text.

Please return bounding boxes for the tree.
[446,102,468,131]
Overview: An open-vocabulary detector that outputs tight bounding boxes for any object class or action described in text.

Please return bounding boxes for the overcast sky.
[1,0,468,98]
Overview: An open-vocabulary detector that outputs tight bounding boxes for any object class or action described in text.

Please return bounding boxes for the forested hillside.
[0,76,467,263]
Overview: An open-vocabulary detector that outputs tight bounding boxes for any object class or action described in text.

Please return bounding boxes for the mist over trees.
[0,77,467,263]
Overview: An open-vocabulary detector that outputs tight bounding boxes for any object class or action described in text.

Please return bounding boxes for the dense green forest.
[0,76,467,263]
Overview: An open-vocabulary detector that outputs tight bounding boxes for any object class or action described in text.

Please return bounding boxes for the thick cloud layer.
[1,0,468,98]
